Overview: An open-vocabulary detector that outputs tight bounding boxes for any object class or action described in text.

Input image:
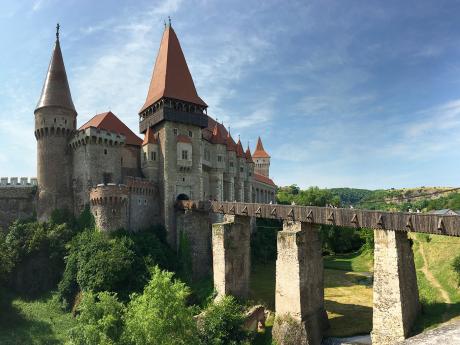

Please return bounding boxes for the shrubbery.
[452,255,460,287]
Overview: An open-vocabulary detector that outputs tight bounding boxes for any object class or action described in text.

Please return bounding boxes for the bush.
[197,296,249,345]
[59,229,177,309]
[452,255,460,287]
[67,291,124,345]
[123,267,199,345]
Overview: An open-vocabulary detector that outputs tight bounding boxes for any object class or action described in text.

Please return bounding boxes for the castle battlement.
[0,177,38,187]
[70,127,126,149]
[125,176,156,195]
[89,183,129,205]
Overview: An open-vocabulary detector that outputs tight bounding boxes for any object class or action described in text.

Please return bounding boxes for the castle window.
[217,155,222,163]
[240,167,244,172]
[230,161,234,167]
[151,151,157,160]
[138,199,141,205]
[144,199,147,205]
[143,152,147,162]
[181,150,188,160]
[188,130,193,138]
[173,128,178,136]
[104,149,108,155]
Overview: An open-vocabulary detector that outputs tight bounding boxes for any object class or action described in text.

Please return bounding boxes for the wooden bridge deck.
[176,200,460,237]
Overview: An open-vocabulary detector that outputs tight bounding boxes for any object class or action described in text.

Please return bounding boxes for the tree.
[123,267,199,345]
[197,296,249,345]
[67,291,124,345]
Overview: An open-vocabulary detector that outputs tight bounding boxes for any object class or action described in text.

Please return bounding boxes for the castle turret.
[253,137,270,178]
[139,22,208,246]
[34,25,76,221]
[90,184,129,232]
[141,127,160,181]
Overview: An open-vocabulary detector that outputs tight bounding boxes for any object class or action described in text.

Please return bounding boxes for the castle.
[32,23,276,244]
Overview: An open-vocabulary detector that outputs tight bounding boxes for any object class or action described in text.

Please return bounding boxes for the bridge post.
[372,229,420,345]
[272,221,328,345]
[212,214,251,299]
[176,208,212,280]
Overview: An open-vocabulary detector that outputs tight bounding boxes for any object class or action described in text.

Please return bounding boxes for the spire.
[35,24,76,114]
[226,130,236,152]
[236,138,244,158]
[140,25,206,113]
[245,144,254,163]
[210,123,226,145]
[253,137,270,158]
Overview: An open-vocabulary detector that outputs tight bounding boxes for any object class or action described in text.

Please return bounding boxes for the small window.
[54,118,56,123]
[104,149,108,155]
[173,128,178,136]
[138,199,141,205]
[143,152,147,162]
[230,161,234,167]
[240,167,244,172]
[188,130,193,137]
[217,155,222,162]
[182,150,188,160]
[144,199,147,205]
[151,152,154,160]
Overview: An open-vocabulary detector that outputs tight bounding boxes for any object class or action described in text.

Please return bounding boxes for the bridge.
[175,200,460,345]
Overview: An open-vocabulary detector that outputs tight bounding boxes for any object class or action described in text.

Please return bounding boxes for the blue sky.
[1,0,460,189]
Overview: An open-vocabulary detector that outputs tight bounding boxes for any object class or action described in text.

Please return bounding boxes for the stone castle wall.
[126,177,160,231]
[89,184,129,232]
[0,179,37,231]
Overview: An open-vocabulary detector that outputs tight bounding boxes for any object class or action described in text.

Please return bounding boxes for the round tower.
[34,25,77,221]
[90,184,129,232]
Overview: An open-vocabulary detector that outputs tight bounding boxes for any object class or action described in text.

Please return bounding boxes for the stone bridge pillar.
[212,215,251,299]
[176,208,212,280]
[272,221,328,345]
[372,230,420,345]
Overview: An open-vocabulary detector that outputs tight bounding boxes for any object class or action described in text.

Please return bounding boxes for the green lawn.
[0,291,75,345]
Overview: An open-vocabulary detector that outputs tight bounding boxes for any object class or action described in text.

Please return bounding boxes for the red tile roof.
[236,139,244,158]
[226,131,236,152]
[79,111,142,146]
[245,146,254,163]
[142,127,158,145]
[254,173,276,187]
[140,26,207,113]
[210,123,226,145]
[253,136,270,158]
[176,134,192,144]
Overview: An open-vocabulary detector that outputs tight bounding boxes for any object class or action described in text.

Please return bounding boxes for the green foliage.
[251,219,282,264]
[452,255,460,287]
[277,186,338,207]
[329,188,373,206]
[197,296,249,345]
[178,231,193,282]
[320,225,365,255]
[123,267,199,345]
[58,228,177,309]
[67,292,124,345]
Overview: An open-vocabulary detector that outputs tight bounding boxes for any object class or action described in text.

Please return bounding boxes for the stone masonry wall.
[127,177,160,231]
[212,215,251,299]
[372,230,420,345]
[0,186,36,231]
[90,184,129,232]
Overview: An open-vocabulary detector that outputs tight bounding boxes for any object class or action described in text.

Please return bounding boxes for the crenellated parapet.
[34,126,74,140]
[69,127,125,150]
[0,177,38,187]
[89,184,129,232]
[125,176,156,195]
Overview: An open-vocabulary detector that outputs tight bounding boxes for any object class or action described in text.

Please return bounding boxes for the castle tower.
[245,145,255,202]
[141,127,160,181]
[34,25,76,221]
[235,139,246,202]
[138,22,208,246]
[253,137,270,178]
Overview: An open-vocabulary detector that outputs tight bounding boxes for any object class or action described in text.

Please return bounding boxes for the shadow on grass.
[325,299,373,337]
[0,290,60,345]
[412,302,460,335]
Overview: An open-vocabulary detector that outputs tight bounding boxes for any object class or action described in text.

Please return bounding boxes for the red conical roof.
[35,36,76,114]
[210,123,226,145]
[236,139,244,158]
[245,145,254,163]
[140,26,207,113]
[226,131,236,152]
[79,111,142,146]
[142,127,158,145]
[253,137,270,158]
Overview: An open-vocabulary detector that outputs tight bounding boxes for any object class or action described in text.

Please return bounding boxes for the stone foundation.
[272,221,328,345]
[212,215,251,299]
[372,230,420,345]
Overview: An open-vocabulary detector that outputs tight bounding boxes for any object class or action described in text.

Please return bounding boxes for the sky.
[1,0,460,189]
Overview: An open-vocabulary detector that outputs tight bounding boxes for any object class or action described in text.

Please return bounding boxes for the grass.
[324,248,373,272]
[0,290,75,345]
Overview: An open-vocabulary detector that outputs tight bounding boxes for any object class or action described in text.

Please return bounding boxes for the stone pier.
[212,215,251,299]
[272,221,328,345]
[176,209,212,280]
[372,230,420,345]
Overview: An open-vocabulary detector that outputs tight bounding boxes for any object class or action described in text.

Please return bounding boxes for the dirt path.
[419,241,451,305]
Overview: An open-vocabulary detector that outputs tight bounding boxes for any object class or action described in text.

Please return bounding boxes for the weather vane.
[168,16,171,27]
[56,23,60,39]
